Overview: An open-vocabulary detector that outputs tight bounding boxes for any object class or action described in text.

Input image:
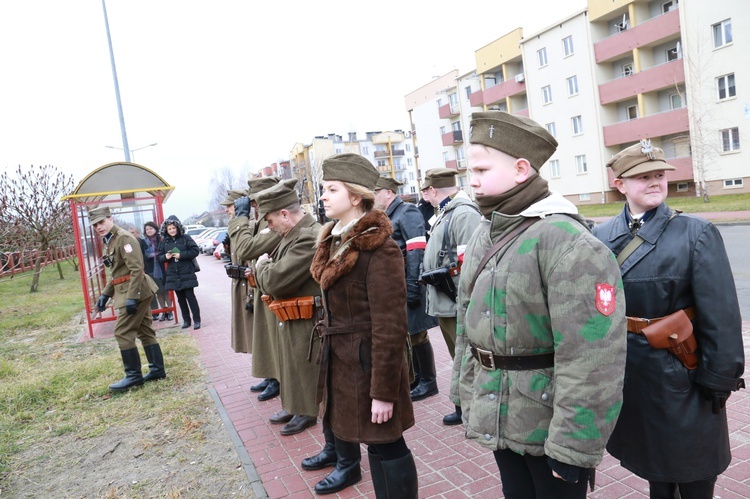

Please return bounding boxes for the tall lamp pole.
[102,0,131,162]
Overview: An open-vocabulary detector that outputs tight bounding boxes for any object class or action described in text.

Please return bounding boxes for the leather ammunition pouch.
[264,296,317,322]
[419,267,457,302]
[628,307,698,370]
[224,263,256,286]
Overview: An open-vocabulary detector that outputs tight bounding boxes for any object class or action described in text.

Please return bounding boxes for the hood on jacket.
[160,218,185,238]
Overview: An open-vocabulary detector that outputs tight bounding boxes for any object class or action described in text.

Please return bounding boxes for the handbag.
[192,258,201,272]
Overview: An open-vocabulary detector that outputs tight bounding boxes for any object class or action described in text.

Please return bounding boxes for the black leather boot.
[381,451,418,499]
[410,342,438,401]
[142,343,166,382]
[109,348,144,392]
[302,424,337,470]
[314,437,361,495]
[443,405,463,426]
[367,448,387,499]
[409,345,421,391]
[257,378,280,401]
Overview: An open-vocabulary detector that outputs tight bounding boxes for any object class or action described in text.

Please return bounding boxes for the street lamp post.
[105,143,158,163]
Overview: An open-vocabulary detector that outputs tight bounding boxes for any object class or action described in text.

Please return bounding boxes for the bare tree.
[208,167,245,211]
[0,165,75,291]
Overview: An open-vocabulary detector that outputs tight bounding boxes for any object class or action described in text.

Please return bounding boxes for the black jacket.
[157,234,200,291]
[594,202,745,482]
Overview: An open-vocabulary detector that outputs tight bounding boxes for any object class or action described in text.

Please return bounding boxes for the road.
[719,224,750,320]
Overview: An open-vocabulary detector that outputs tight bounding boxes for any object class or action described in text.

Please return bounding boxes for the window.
[717,74,736,100]
[670,93,683,109]
[676,182,689,192]
[713,19,732,48]
[409,172,414,180]
[362,147,369,155]
[538,47,548,67]
[666,47,680,61]
[662,0,678,13]
[542,85,553,104]
[571,115,583,135]
[451,121,461,132]
[579,193,591,201]
[566,75,579,96]
[410,186,416,194]
[721,127,740,152]
[614,15,629,32]
[484,74,497,88]
[465,85,472,100]
[442,151,450,162]
[405,143,411,152]
[449,92,459,110]
[407,158,413,166]
[562,36,574,57]
[335,148,342,154]
[575,155,588,174]
[724,178,743,189]
[545,122,557,138]
[627,105,638,120]
[377,160,386,167]
[622,63,634,77]
[439,126,446,135]
[549,159,561,178]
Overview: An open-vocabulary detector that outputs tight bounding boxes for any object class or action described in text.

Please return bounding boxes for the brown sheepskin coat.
[310,209,415,444]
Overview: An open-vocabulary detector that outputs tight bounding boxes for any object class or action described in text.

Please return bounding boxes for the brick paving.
[88,242,750,498]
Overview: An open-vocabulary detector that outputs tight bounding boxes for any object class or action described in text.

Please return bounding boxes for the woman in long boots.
[304,153,418,497]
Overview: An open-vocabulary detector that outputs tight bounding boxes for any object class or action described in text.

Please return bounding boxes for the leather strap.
[627,307,696,334]
[112,275,131,285]
[470,344,554,371]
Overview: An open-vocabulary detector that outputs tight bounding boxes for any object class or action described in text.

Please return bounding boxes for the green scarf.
[474,173,551,218]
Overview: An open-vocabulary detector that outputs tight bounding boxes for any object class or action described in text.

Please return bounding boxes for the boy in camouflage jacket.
[450,111,626,497]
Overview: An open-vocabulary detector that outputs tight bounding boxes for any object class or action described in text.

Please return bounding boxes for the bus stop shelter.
[62,162,176,339]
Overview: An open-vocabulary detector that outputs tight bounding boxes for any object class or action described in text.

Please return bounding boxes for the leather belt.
[470,344,554,371]
[112,275,131,285]
[627,307,696,334]
[319,322,372,337]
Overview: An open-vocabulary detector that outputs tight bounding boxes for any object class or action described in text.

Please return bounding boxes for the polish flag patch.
[595,283,615,316]
[406,236,426,251]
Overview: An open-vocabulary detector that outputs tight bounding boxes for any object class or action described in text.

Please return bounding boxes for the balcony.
[599,59,685,105]
[594,9,680,63]
[607,155,693,187]
[469,90,484,107]
[442,130,463,146]
[373,149,406,158]
[603,107,689,147]
[439,103,460,119]
[515,108,530,118]
[483,80,526,106]
[445,160,458,170]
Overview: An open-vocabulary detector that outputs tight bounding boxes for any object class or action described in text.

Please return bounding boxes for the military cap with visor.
[469,111,558,171]
[421,168,458,190]
[255,178,300,218]
[322,153,380,190]
[607,140,676,178]
[247,176,281,199]
[220,189,248,206]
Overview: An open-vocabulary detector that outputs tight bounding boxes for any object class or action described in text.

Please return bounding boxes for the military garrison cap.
[322,153,380,190]
[255,178,300,218]
[421,168,458,190]
[607,140,675,178]
[219,189,247,206]
[375,176,402,193]
[247,176,281,197]
[469,111,558,171]
[88,206,112,226]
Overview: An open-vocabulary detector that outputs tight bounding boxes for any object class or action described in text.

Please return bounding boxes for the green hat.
[219,189,247,206]
[322,153,380,190]
[375,176,402,193]
[421,168,458,190]
[255,179,300,218]
[247,176,281,197]
[88,206,112,226]
[607,140,675,178]
[469,111,558,171]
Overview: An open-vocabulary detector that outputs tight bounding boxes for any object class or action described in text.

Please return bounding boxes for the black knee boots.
[302,424,337,470]
[410,345,421,391]
[109,347,144,392]
[142,343,166,382]
[314,437,361,495]
[410,342,439,401]
[369,450,418,499]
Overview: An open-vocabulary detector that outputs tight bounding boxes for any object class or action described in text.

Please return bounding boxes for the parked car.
[185,226,207,236]
[194,228,225,253]
[213,243,230,262]
[202,230,227,255]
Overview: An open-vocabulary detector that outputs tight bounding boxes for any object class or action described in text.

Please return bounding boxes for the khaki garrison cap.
[255,179,300,218]
[375,176,403,193]
[247,176,281,197]
[88,206,112,226]
[421,168,458,190]
[607,140,676,178]
[219,189,247,206]
[469,111,558,171]
[322,153,380,190]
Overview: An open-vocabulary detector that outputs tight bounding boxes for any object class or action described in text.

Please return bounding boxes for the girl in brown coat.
[306,153,417,497]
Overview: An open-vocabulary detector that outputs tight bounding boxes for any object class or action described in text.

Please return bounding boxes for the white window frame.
[676,182,689,192]
[566,75,579,96]
[465,85,472,100]
[542,85,553,104]
[575,154,588,174]
[717,73,736,101]
[545,122,557,138]
[362,147,369,155]
[670,93,683,109]
[627,105,638,120]
[538,47,548,68]
[622,63,634,77]
[579,193,591,202]
[562,36,574,57]
[549,159,561,178]
[723,178,743,189]
[720,127,740,152]
[571,115,583,135]
[712,19,732,48]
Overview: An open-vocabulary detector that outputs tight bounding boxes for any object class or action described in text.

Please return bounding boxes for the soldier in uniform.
[593,141,745,498]
[420,167,482,425]
[220,189,253,354]
[231,176,283,401]
[451,111,626,498]
[91,206,166,392]
[253,179,321,435]
[374,177,439,401]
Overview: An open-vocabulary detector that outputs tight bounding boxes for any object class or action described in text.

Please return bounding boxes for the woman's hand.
[165,253,173,260]
[371,399,394,424]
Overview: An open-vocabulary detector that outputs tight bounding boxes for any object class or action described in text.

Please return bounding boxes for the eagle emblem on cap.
[640,139,655,160]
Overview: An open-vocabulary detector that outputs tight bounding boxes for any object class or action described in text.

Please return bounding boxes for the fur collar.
[311,210,392,290]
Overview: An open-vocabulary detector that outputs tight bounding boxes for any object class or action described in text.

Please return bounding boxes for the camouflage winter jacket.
[450,193,627,468]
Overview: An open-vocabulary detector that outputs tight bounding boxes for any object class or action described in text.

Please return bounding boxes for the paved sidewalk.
[589,210,750,225]
[87,248,750,498]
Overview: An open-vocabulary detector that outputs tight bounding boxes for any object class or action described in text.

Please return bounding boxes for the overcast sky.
[0,0,585,219]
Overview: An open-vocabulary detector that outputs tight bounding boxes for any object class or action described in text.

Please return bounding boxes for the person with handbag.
[451,111,627,498]
[157,217,202,330]
[593,141,745,498]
